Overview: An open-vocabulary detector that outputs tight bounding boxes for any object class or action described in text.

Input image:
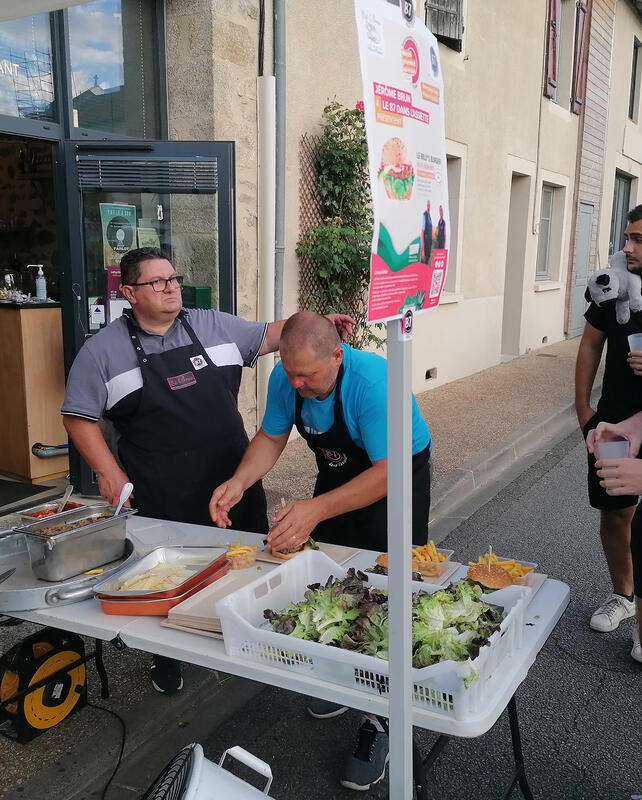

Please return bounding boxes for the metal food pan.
[19,500,87,523]
[94,546,228,599]
[15,505,137,582]
[97,561,230,615]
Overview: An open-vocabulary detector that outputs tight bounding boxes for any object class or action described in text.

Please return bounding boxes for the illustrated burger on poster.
[354,0,450,323]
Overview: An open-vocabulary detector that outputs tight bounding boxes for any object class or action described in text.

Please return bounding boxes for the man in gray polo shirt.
[62,247,352,692]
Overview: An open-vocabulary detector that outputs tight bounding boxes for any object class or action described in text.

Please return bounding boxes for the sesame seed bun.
[467,564,513,590]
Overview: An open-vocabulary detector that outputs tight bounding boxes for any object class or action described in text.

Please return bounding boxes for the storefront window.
[0,15,56,122]
[68,0,160,138]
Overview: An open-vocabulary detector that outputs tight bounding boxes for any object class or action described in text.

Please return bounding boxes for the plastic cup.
[628,334,642,352]
[596,440,630,460]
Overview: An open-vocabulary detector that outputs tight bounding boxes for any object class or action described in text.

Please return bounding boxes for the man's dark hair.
[627,204,642,225]
[119,247,171,285]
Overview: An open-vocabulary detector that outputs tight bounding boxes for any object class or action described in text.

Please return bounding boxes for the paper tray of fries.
[468,553,538,586]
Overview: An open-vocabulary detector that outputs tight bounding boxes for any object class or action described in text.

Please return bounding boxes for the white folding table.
[7,517,570,798]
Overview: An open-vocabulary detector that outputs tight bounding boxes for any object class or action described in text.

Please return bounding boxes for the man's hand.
[97,468,132,507]
[587,420,642,458]
[596,457,642,495]
[576,405,595,430]
[209,477,245,527]
[628,350,642,376]
[325,313,356,342]
[266,498,324,552]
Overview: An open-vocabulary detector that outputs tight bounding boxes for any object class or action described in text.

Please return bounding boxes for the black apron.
[294,365,430,552]
[105,311,267,532]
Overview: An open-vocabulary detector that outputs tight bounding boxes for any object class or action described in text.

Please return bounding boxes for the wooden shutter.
[424,0,463,52]
[544,0,560,99]
[571,1,590,114]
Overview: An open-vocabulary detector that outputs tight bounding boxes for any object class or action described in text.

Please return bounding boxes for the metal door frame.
[56,139,236,493]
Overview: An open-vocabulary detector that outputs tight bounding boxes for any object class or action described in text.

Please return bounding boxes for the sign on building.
[354,0,450,323]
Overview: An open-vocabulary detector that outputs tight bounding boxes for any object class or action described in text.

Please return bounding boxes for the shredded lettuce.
[263,574,505,686]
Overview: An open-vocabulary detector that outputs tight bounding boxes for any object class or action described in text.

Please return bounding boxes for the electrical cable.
[71,282,89,338]
[85,700,127,800]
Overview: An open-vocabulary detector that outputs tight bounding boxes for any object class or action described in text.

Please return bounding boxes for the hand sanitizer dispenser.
[28,264,47,300]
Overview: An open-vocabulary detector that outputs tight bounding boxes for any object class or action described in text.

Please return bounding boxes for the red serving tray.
[97,553,230,600]
[98,561,230,615]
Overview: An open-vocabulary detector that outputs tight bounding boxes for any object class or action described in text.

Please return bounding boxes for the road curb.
[428,386,601,543]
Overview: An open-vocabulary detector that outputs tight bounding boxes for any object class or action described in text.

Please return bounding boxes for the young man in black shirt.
[575,204,642,633]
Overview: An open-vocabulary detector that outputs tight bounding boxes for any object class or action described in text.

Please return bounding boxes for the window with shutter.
[544,0,561,100]
[424,0,464,53]
[571,1,590,114]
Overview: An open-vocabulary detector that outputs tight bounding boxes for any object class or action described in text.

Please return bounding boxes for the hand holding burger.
[266,497,324,558]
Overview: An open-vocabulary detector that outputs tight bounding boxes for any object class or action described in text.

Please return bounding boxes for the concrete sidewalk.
[263,336,594,539]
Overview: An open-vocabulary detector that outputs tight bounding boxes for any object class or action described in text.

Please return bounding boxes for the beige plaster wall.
[163,0,582,404]
[598,0,642,262]
[286,0,579,394]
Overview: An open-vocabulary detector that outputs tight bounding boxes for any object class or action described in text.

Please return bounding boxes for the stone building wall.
[165,0,262,432]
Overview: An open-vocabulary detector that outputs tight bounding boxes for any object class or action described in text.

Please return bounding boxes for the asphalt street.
[187,431,641,800]
[3,430,641,799]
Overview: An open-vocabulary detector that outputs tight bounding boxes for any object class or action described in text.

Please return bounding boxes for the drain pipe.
[274,0,286,320]
[257,75,276,421]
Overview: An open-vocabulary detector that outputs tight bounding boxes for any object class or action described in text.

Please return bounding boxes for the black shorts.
[582,411,639,511]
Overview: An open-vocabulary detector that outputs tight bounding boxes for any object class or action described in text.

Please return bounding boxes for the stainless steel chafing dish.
[13,504,137,582]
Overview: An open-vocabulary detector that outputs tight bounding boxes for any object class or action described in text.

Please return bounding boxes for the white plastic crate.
[218,550,531,721]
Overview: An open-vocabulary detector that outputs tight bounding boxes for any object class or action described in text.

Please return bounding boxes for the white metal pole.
[386,312,413,799]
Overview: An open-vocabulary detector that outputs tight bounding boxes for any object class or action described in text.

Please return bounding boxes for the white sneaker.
[589,593,635,632]
[632,627,642,664]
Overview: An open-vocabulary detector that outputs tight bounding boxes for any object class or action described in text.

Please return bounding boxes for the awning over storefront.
[0,1,90,22]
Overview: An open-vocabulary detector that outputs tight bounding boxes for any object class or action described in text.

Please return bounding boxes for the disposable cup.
[628,333,642,352]
[596,440,630,460]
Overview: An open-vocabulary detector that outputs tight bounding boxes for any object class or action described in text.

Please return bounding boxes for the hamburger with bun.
[378,137,415,200]
[467,563,513,590]
[269,536,319,561]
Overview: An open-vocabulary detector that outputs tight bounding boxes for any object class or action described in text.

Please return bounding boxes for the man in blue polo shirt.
[210,310,432,792]
[210,310,431,553]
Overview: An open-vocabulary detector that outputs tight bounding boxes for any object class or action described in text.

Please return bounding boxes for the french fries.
[468,552,534,578]
[412,540,447,563]
[226,539,259,569]
[226,539,258,557]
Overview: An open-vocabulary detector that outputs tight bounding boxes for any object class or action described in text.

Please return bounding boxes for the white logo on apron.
[190,355,207,371]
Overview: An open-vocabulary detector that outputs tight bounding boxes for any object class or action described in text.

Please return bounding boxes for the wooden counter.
[0,305,68,481]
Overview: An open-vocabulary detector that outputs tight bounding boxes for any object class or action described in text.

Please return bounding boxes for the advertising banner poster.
[137,227,160,248]
[106,264,130,322]
[354,0,449,323]
[99,203,136,270]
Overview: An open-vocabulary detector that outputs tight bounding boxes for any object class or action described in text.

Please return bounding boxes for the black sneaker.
[150,656,183,694]
[340,718,389,791]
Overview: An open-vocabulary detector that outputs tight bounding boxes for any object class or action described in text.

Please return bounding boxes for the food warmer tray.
[0,532,138,612]
[13,504,137,582]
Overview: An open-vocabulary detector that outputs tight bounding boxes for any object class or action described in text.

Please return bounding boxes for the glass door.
[58,139,235,493]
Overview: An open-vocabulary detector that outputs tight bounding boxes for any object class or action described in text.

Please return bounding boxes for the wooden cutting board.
[255,542,358,565]
[161,618,223,639]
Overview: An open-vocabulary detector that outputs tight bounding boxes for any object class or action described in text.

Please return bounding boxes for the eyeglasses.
[126,275,184,292]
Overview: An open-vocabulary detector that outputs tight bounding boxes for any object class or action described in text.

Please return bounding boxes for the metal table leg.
[504,696,535,800]
[412,696,535,800]
[413,732,449,800]
[94,638,110,700]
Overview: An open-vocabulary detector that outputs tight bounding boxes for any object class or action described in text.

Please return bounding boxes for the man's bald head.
[280,312,341,359]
